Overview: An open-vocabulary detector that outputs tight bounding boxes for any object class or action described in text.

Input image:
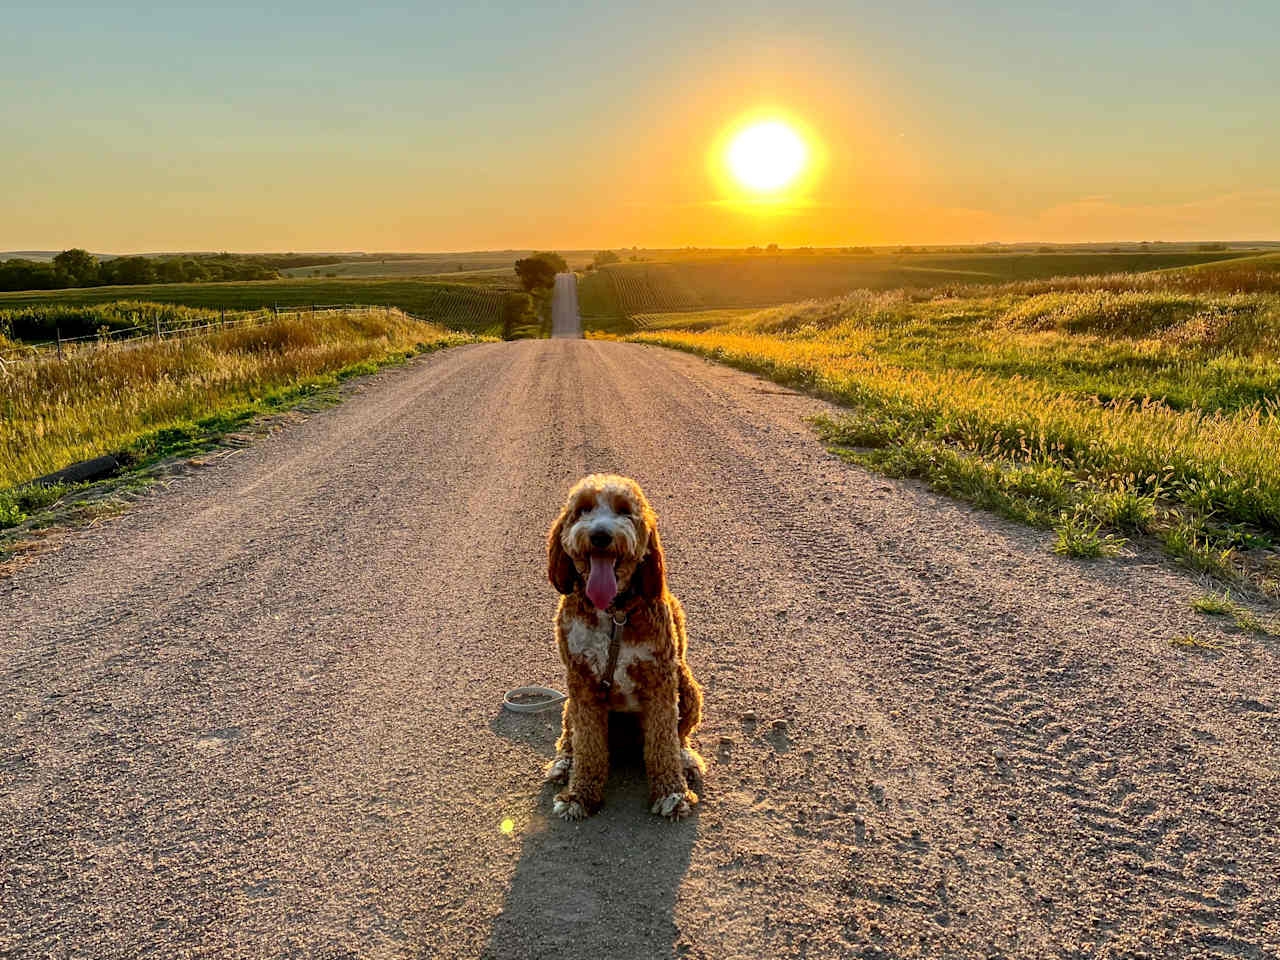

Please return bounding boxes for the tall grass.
[624,282,1280,593]
[1,307,476,490]
[0,278,509,335]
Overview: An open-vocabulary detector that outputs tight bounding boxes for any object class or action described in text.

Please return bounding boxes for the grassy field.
[0,278,513,337]
[578,251,1254,323]
[0,307,479,502]
[619,273,1280,596]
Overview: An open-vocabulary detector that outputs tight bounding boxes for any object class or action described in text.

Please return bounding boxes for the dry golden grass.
[1,307,474,491]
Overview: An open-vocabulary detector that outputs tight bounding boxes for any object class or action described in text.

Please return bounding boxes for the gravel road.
[3,338,1277,959]
[551,272,582,338]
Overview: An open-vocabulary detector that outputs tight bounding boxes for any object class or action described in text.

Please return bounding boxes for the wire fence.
[0,304,399,369]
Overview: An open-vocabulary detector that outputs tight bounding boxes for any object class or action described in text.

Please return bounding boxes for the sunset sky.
[4,1,1278,252]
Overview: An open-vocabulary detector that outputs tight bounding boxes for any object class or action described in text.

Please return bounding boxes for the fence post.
[57,326,63,362]
[274,303,278,320]
[221,307,226,325]
[154,315,161,340]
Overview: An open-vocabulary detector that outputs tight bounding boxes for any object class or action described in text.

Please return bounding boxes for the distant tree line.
[0,249,348,292]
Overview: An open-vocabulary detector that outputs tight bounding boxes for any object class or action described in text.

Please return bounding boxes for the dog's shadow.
[483,710,697,960]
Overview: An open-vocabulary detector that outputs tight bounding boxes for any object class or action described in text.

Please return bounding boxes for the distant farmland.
[0,278,510,336]
[279,251,594,279]
[577,251,1249,323]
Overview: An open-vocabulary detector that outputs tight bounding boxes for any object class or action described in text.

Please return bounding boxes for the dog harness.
[599,591,645,699]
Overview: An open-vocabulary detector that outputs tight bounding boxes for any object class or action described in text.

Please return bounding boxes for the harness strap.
[600,615,625,695]
[598,591,645,696]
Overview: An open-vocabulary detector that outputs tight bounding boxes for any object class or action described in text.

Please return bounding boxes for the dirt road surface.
[551,272,582,338]
[3,339,1278,959]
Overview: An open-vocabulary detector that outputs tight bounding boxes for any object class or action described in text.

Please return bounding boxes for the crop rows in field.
[607,264,703,315]
[423,287,505,335]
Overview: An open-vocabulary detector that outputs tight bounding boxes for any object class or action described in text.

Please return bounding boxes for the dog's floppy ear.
[547,509,578,594]
[634,522,666,601]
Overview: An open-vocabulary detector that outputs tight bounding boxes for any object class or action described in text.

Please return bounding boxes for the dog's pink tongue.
[586,555,618,610]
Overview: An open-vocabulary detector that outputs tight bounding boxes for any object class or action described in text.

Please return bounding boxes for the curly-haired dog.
[545,474,705,821]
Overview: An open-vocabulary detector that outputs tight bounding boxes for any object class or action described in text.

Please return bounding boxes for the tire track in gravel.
[2,339,1277,960]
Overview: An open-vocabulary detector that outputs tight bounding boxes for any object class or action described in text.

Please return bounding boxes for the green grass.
[615,277,1280,594]
[1053,510,1127,558]
[0,306,483,493]
[0,277,510,335]
[1190,590,1275,635]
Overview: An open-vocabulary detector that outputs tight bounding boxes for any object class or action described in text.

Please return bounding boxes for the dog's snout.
[590,530,612,549]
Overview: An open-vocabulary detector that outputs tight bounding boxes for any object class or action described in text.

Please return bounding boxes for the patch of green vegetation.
[576,270,626,323]
[1191,591,1235,616]
[1190,590,1275,635]
[0,481,84,530]
[1162,519,1238,580]
[1053,510,1127,558]
[1169,634,1225,651]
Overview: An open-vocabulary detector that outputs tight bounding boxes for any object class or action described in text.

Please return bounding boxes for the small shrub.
[0,497,22,529]
[1089,486,1157,531]
[1164,519,1236,577]
[1053,510,1126,558]
[1191,591,1235,616]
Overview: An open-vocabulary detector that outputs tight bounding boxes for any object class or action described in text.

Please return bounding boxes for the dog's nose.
[590,531,612,549]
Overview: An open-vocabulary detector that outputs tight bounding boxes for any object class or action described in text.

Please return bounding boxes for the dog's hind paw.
[650,791,694,821]
[545,754,572,785]
[681,747,706,786]
[553,797,588,821]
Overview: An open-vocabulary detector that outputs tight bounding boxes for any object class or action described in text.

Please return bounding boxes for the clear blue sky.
[4,1,1277,250]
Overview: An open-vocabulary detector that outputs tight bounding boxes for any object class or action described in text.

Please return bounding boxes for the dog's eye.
[617,503,631,516]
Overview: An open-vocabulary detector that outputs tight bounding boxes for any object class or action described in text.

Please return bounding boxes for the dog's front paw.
[553,791,591,821]
[545,753,573,785]
[650,789,696,821]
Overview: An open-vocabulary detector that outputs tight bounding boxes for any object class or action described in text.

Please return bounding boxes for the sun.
[726,120,808,193]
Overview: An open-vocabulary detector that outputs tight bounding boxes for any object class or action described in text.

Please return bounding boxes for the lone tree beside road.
[514,251,567,292]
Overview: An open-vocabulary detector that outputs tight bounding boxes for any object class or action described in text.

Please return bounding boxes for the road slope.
[2,340,1276,959]
[551,272,582,338]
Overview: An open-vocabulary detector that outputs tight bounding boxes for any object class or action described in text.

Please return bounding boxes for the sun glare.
[726,120,807,193]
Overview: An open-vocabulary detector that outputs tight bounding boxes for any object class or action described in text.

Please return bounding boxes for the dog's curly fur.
[545,474,705,821]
